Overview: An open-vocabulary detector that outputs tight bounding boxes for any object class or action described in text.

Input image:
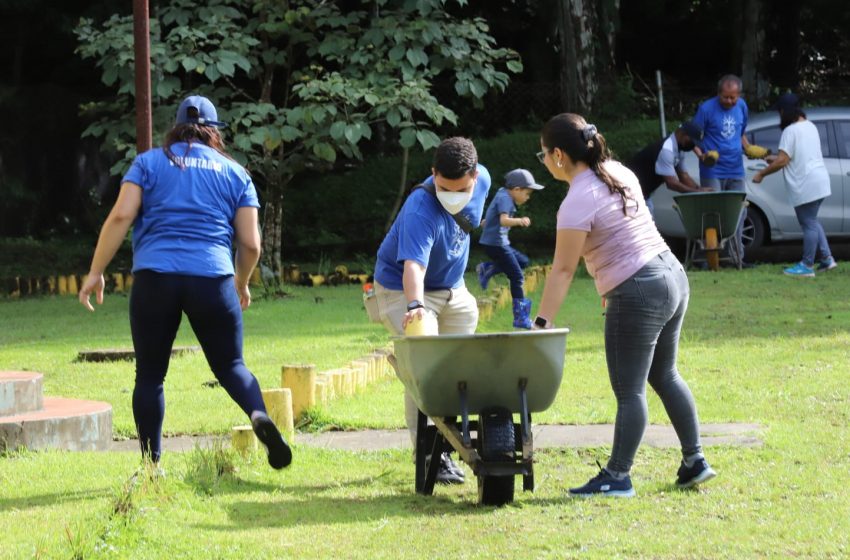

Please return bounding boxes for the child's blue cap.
[505,169,544,190]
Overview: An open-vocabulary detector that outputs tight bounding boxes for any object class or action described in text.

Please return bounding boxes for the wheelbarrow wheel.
[477,407,515,506]
[704,227,719,271]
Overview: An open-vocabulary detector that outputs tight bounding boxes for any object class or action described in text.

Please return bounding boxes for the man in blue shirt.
[692,74,755,266]
[374,137,491,485]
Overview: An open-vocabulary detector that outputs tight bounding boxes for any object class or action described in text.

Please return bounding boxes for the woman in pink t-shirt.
[533,113,716,497]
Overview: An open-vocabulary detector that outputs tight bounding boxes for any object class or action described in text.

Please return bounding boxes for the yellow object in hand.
[404,310,438,336]
[703,150,719,167]
[745,144,770,159]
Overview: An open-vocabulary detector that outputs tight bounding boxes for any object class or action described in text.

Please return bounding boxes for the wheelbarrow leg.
[518,379,535,492]
[415,410,439,495]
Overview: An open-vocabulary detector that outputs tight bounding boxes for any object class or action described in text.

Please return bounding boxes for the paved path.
[110,423,762,452]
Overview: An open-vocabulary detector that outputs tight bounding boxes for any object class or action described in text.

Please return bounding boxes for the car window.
[753,123,831,157]
[836,121,850,158]
[750,126,782,153]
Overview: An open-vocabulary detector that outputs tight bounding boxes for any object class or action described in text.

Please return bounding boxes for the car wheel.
[742,207,767,250]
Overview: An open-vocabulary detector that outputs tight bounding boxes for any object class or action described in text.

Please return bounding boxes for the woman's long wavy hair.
[163,121,236,169]
[541,113,634,215]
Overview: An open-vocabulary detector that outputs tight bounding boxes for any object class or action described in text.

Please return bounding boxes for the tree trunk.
[384,147,409,234]
[556,0,620,113]
[261,189,284,286]
[739,0,769,102]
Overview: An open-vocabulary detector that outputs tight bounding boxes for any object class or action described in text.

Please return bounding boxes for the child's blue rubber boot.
[512,297,532,329]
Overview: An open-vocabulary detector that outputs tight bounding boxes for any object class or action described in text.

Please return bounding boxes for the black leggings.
[130,270,267,461]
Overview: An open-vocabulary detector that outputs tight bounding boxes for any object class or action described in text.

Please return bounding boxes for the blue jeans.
[701,177,746,263]
[603,251,703,473]
[130,270,267,461]
[482,244,530,299]
[794,198,832,266]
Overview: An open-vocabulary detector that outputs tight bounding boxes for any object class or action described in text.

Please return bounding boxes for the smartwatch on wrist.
[533,315,549,329]
[407,300,425,312]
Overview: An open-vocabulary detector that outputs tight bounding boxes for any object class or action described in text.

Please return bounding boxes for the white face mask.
[436,189,473,215]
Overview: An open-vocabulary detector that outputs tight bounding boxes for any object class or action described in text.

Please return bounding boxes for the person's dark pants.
[130,270,267,462]
[482,244,530,299]
[794,198,831,266]
[603,251,703,473]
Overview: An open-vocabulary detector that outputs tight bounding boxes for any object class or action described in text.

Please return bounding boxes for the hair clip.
[582,124,597,142]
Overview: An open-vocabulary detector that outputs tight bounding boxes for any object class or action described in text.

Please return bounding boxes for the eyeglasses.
[535,150,548,164]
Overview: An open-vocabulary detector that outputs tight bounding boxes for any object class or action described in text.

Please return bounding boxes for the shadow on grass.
[0,488,113,512]
[189,470,532,530]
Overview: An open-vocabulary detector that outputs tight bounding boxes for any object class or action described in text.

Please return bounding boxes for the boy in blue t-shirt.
[476,168,544,329]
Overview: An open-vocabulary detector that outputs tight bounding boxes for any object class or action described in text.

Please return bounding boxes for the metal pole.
[133,0,152,153]
[656,70,666,138]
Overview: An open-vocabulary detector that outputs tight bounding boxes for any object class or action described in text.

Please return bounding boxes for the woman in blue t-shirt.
[79,95,291,471]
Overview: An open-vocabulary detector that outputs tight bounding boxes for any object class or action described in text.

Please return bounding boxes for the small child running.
[476,169,544,329]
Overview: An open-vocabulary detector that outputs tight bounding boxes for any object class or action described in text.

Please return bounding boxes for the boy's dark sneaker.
[432,452,465,484]
[569,467,635,498]
[676,458,717,489]
[252,413,293,469]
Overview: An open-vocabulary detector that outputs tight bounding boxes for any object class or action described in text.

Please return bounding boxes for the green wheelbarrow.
[673,191,748,271]
[390,329,569,506]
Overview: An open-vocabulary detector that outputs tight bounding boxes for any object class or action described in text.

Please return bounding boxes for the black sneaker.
[441,452,465,476]
[252,413,293,470]
[676,458,717,489]
[433,452,465,484]
[569,462,635,498]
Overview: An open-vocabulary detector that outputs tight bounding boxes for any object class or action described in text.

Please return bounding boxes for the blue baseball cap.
[679,121,704,147]
[504,168,544,190]
[175,95,226,127]
[771,92,800,112]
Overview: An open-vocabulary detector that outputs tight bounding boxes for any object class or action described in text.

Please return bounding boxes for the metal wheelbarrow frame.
[390,329,569,506]
[673,191,748,271]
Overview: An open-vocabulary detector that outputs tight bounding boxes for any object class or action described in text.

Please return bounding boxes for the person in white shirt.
[752,93,837,277]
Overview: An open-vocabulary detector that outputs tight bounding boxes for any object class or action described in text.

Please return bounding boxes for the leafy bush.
[283,118,661,260]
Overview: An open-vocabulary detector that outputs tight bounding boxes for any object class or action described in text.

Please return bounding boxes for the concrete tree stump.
[315,379,332,406]
[349,360,370,390]
[261,388,295,442]
[231,425,257,456]
[281,363,316,419]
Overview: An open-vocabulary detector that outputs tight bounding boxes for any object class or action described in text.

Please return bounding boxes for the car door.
[834,120,850,233]
[807,119,843,233]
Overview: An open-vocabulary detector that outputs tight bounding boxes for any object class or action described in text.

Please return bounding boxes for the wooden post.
[316,373,336,400]
[349,360,369,390]
[281,363,316,419]
[231,425,257,456]
[315,379,330,406]
[58,275,68,295]
[67,275,79,295]
[113,273,125,293]
[369,353,386,379]
[261,388,295,443]
[125,273,134,290]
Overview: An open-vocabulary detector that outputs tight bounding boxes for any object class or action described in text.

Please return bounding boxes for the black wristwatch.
[534,316,549,329]
[407,300,425,312]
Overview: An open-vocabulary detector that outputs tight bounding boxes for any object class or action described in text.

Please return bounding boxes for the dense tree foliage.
[75,0,522,279]
[1,0,848,253]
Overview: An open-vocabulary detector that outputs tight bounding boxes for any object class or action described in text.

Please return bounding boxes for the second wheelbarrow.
[673,191,748,271]
[390,328,569,506]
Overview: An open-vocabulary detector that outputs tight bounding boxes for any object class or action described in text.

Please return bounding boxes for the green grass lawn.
[1,265,849,558]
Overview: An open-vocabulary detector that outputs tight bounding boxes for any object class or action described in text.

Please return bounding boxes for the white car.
[651,107,850,250]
